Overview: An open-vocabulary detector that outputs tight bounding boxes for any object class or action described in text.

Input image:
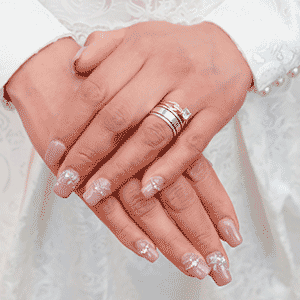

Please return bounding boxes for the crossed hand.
[5,21,252,286]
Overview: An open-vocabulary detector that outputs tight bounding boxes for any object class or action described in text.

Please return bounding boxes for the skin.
[5,35,242,286]
[49,21,253,213]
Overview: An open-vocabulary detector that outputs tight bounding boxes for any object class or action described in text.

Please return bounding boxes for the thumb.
[74,28,126,74]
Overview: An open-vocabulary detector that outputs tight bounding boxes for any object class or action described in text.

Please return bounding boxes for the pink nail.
[206,251,232,286]
[181,253,211,280]
[218,218,243,247]
[141,176,165,199]
[83,178,112,206]
[45,140,66,166]
[135,240,159,263]
[53,169,80,198]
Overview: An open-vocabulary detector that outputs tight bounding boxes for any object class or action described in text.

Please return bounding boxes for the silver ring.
[149,101,191,137]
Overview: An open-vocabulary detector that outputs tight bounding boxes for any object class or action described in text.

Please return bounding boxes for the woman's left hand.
[51,20,253,203]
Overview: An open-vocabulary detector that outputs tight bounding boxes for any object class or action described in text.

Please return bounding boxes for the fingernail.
[73,46,86,66]
[206,251,232,286]
[45,140,66,166]
[218,218,243,247]
[181,253,211,280]
[53,169,80,198]
[135,240,159,263]
[141,176,165,199]
[83,178,112,206]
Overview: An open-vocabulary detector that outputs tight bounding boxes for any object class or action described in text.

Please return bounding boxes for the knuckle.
[101,196,118,216]
[194,227,215,250]
[78,79,106,107]
[141,118,172,149]
[122,181,159,218]
[117,222,131,240]
[160,48,193,78]
[102,103,131,133]
[131,193,158,219]
[70,147,97,173]
[164,179,196,212]
[186,133,207,154]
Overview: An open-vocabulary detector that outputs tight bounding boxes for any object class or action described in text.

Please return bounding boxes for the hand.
[49,21,252,207]
[5,36,241,286]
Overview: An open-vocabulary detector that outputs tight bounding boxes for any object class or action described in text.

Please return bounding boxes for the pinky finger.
[92,195,159,263]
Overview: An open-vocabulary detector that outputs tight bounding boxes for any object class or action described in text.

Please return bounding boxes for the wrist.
[5,37,80,109]
[201,21,254,90]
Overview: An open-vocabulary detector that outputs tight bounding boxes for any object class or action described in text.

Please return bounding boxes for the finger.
[160,175,232,286]
[185,156,243,248]
[53,57,175,198]
[44,28,144,167]
[118,178,211,281]
[90,195,159,263]
[74,29,127,74]
[140,83,248,198]
[79,90,200,206]
[45,144,160,265]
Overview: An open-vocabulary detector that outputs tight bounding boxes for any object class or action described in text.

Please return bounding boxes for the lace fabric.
[1,0,300,299]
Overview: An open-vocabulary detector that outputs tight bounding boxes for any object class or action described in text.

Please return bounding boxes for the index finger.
[44,29,143,167]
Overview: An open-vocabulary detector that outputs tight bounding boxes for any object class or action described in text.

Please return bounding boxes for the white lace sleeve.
[0,0,75,89]
[203,0,300,92]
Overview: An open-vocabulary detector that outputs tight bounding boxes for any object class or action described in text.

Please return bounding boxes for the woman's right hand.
[4,36,242,286]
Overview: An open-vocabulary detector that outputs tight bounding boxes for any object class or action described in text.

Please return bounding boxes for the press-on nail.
[135,240,159,263]
[206,251,232,286]
[83,178,112,206]
[181,253,210,280]
[45,140,66,166]
[53,169,80,198]
[218,218,243,247]
[141,176,165,199]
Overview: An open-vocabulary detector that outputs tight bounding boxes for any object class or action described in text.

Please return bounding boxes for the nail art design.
[53,169,80,198]
[181,253,211,280]
[45,140,66,166]
[218,218,243,247]
[206,251,232,286]
[83,178,112,206]
[135,240,159,263]
[141,176,165,199]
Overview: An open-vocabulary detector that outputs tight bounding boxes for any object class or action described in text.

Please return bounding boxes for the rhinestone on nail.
[140,244,149,255]
[185,256,200,270]
[206,252,228,272]
[150,177,163,192]
[58,169,79,187]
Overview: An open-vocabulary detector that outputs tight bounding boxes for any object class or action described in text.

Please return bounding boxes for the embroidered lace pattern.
[1,1,300,299]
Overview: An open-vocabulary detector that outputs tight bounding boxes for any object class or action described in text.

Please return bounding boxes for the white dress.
[1,0,300,299]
